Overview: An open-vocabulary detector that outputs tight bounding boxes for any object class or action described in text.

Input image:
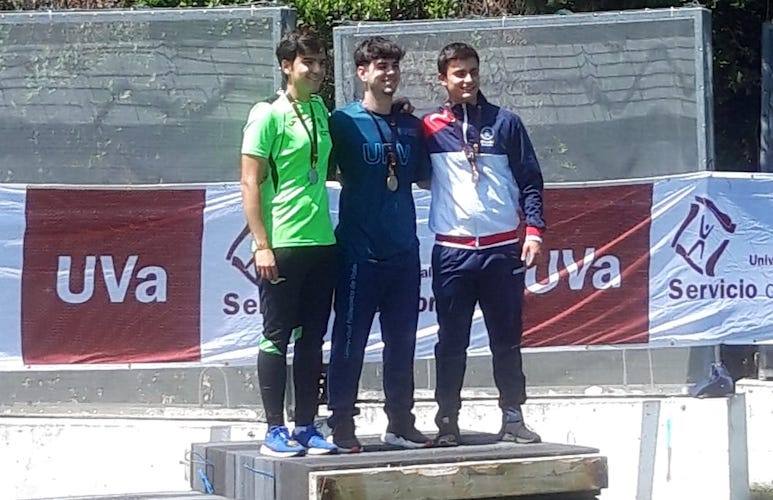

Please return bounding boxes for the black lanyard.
[288,94,318,170]
[366,110,400,169]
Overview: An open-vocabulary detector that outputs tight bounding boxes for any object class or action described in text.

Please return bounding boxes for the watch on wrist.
[251,239,270,252]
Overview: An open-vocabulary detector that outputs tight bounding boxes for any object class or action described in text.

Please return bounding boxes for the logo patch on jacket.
[480,126,495,147]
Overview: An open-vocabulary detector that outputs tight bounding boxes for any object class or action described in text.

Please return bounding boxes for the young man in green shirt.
[240,29,338,457]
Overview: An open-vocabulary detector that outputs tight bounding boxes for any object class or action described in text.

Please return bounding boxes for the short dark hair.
[275,28,326,66]
[437,42,480,75]
[354,36,405,67]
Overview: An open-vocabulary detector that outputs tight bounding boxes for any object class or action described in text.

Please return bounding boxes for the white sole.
[305,446,336,455]
[327,436,362,455]
[326,436,361,453]
[381,432,430,449]
[259,444,304,458]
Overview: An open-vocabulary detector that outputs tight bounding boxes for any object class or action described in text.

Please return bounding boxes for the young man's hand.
[521,240,542,267]
[392,96,415,114]
[254,248,279,282]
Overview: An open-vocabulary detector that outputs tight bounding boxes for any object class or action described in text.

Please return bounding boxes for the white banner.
[1,172,772,370]
[649,174,773,345]
[0,187,25,370]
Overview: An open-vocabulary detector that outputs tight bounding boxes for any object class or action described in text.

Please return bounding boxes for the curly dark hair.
[353,36,405,67]
[275,28,326,66]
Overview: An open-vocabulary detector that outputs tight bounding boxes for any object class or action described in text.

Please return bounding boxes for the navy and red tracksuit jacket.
[422,91,546,248]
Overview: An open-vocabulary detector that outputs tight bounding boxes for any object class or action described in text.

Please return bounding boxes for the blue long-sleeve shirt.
[330,102,431,261]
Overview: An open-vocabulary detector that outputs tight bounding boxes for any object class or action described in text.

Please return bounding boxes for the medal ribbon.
[449,101,481,182]
[287,94,319,178]
[366,110,400,183]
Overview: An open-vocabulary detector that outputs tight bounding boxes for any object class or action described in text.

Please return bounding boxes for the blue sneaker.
[260,425,305,458]
[293,425,337,455]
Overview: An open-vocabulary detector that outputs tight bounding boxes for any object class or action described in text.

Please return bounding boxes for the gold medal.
[387,174,399,192]
[367,110,401,193]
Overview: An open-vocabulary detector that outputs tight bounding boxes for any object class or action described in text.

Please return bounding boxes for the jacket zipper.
[461,103,480,246]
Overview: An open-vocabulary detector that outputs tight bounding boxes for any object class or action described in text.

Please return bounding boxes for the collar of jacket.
[444,91,489,118]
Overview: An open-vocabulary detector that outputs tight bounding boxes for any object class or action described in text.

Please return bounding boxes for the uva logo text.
[56,255,168,304]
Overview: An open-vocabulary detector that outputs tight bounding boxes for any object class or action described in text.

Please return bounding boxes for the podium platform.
[191,434,607,500]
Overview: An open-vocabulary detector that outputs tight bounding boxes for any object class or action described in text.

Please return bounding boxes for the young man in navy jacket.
[422,42,546,445]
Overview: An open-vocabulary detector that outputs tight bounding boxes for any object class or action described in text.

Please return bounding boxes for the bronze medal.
[464,143,480,184]
[367,109,403,194]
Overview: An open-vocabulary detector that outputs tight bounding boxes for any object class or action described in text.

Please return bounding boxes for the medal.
[386,174,398,192]
[462,104,483,185]
[288,95,320,189]
[385,149,399,193]
[464,143,480,184]
[367,109,401,193]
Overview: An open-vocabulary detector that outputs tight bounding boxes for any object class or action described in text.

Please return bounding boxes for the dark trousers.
[431,243,527,422]
[327,248,420,428]
[257,245,337,427]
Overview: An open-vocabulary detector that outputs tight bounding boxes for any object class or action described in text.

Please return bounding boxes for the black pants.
[257,245,336,427]
[431,243,527,422]
[327,248,420,429]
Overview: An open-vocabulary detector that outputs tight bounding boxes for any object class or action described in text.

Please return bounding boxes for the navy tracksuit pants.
[327,248,420,428]
[432,243,527,422]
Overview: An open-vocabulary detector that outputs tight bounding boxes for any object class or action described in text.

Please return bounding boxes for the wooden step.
[191,434,607,499]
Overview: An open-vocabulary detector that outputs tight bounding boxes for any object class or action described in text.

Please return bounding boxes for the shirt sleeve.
[328,110,345,179]
[507,115,546,237]
[241,102,276,158]
[413,120,432,183]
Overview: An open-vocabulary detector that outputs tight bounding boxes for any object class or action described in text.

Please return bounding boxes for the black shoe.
[499,419,541,444]
[434,416,461,447]
[382,422,432,449]
[329,419,362,453]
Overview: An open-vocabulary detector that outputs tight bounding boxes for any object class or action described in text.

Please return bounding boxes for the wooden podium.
[191,434,607,499]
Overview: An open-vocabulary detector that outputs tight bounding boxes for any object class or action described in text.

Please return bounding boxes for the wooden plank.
[211,444,258,497]
[223,439,598,471]
[239,453,277,500]
[309,454,607,500]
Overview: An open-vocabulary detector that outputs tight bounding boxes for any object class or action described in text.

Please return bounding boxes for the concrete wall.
[0,394,752,500]
[737,380,773,490]
[0,407,260,499]
[368,395,749,500]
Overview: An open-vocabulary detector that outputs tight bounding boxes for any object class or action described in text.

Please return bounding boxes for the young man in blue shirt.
[326,37,432,452]
[422,42,545,446]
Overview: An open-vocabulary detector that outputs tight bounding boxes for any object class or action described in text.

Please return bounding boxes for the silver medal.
[386,174,399,192]
[308,169,319,185]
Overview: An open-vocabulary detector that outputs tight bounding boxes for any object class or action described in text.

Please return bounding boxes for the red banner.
[523,184,652,346]
[21,189,205,364]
